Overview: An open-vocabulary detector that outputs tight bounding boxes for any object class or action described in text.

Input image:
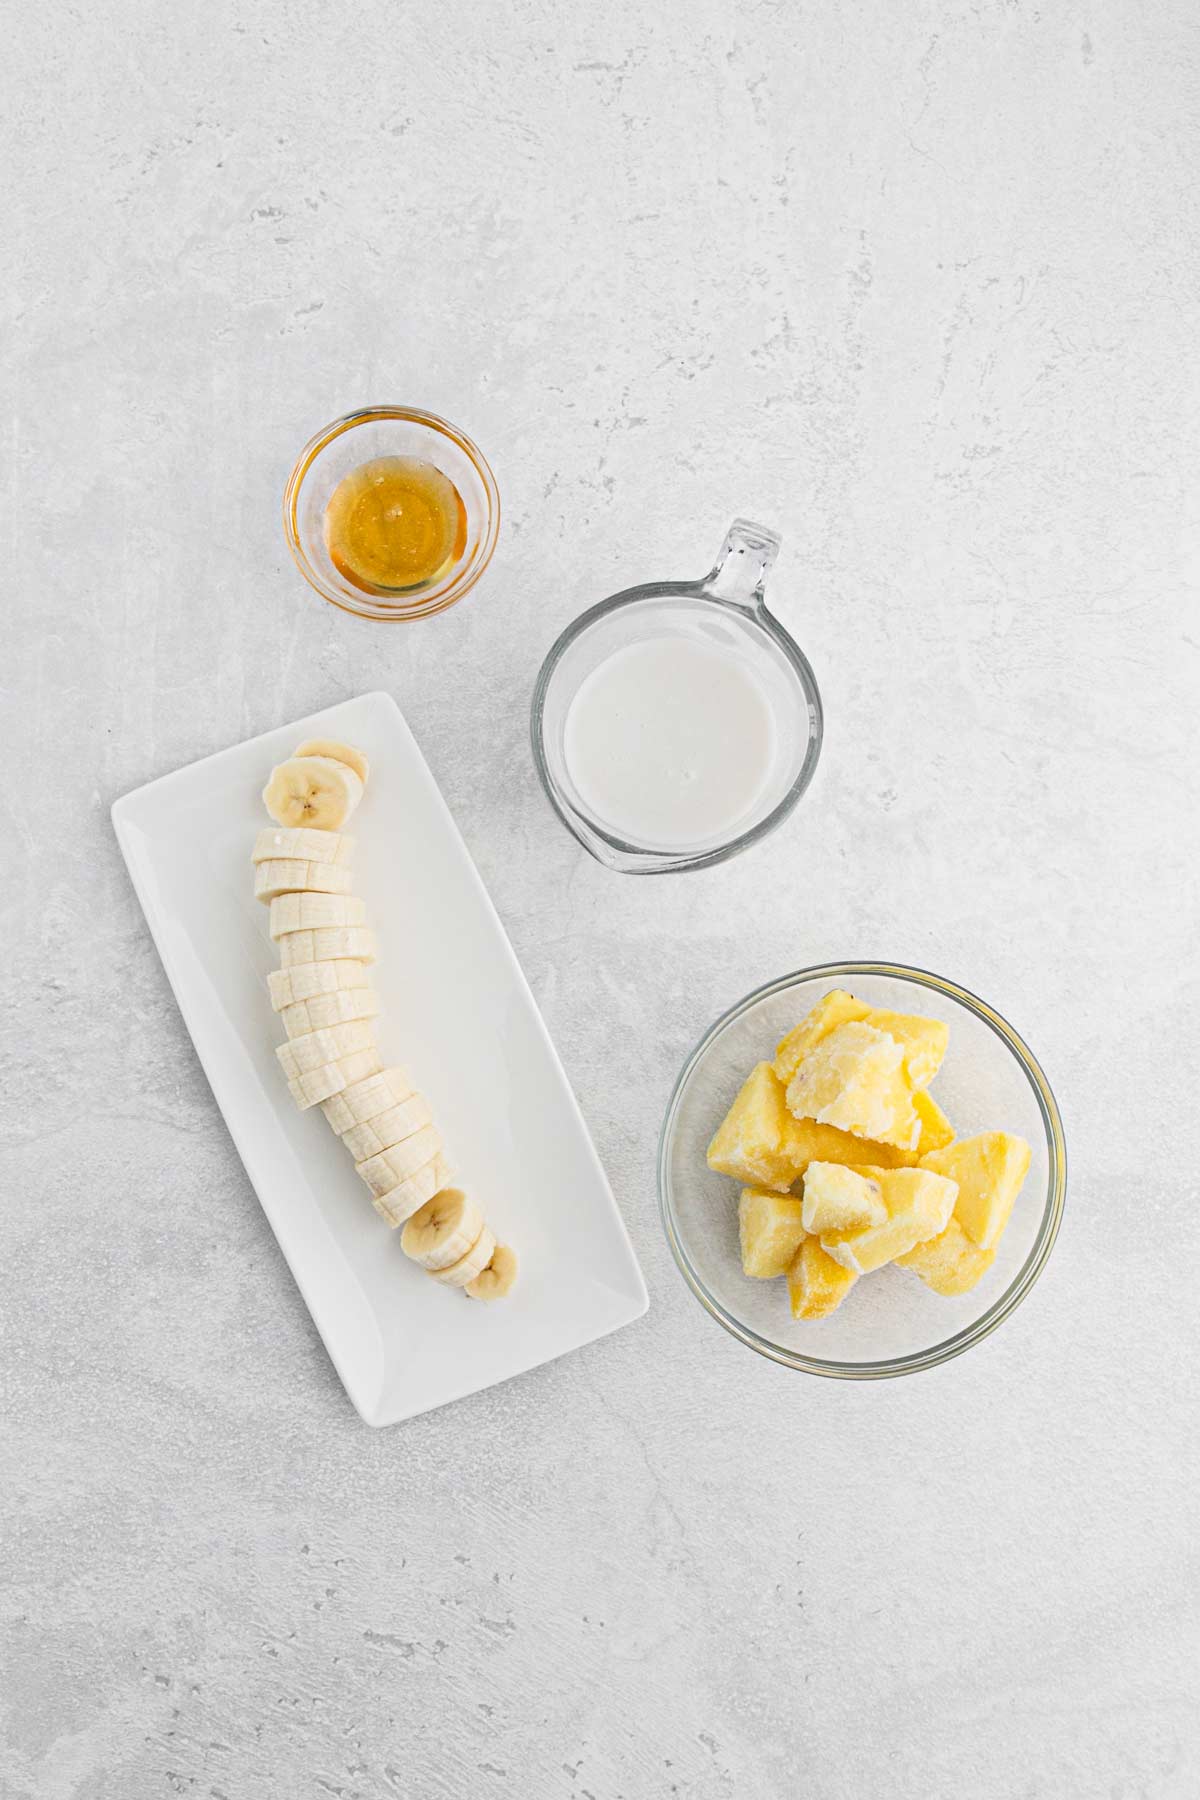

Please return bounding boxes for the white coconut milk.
[562,635,776,847]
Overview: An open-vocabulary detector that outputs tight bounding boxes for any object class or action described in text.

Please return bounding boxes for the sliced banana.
[355,1124,443,1198]
[319,1065,415,1133]
[269,892,366,940]
[253,825,354,867]
[293,738,370,786]
[372,1155,452,1227]
[340,1093,432,1164]
[431,1225,497,1289]
[254,859,353,904]
[279,987,379,1040]
[466,1244,519,1301]
[268,960,368,1010]
[400,1188,484,1271]
[285,1046,383,1110]
[263,756,364,831]
[258,740,517,1288]
[276,1018,376,1080]
[278,926,377,968]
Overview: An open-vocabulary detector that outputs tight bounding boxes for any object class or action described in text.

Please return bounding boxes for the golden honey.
[324,456,467,593]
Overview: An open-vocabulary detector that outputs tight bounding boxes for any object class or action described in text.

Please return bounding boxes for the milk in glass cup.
[531,521,823,873]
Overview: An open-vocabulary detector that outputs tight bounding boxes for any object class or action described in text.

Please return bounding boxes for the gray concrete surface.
[3,1,1198,1795]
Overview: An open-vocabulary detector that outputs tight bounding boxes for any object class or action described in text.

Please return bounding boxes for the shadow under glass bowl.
[283,405,500,622]
[659,962,1066,1379]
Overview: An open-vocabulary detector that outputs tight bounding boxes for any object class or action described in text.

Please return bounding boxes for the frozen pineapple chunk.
[738,1188,808,1279]
[859,1009,948,1089]
[788,1116,924,1172]
[784,1022,921,1151]
[787,1233,859,1319]
[913,1089,955,1154]
[801,1162,886,1234]
[774,990,948,1089]
[896,1217,996,1295]
[920,1132,1031,1249]
[708,1062,932,1192]
[773,990,868,1082]
[820,1167,958,1275]
[707,1062,809,1192]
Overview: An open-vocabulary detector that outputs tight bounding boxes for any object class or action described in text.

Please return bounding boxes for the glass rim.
[530,580,824,873]
[657,960,1068,1378]
[282,405,501,622]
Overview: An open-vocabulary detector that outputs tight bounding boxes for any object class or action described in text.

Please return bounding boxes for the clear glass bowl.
[531,520,822,873]
[283,406,500,621]
[659,962,1067,1377]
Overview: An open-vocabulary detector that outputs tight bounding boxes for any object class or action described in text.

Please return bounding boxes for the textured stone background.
[3,1,1198,1796]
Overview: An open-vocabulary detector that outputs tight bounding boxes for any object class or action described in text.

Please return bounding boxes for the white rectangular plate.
[112,691,647,1425]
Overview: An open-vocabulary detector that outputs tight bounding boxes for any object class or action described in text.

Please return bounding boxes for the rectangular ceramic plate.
[112,691,647,1425]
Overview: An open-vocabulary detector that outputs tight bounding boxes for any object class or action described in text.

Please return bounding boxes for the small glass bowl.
[531,520,822,874]
[659,962,1067,1378]
[283,406,500,621]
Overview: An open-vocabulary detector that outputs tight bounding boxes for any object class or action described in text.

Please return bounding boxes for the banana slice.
[279,987,379,1040]
[285,1046,383,1110]
[278,926,376,968]
[254,859,353,904]
[263,756,364,830]
[319,1065,415,1133]
[356,1124,443,1199]
[276,1018,376,1080]
[400,1188,484,1271]
[293,738,370,786]
[269,892,366,940]
[253,826,354,867]
[466,1244,519,1301]
[431,1225,497,1288]
[340,1093,432,1163]
[268,960,368,1010]
[372,1155,451,1228]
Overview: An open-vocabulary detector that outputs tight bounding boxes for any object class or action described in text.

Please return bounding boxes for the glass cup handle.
[699,518,781,609]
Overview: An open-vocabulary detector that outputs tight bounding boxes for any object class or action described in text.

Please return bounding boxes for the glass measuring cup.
[531,519,823,873]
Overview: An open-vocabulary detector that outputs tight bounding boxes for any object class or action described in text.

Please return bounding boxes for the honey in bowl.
[324,456,468,594]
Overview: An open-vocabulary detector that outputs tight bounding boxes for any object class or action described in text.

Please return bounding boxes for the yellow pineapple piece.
[801,1162,887,1234]
[774,990,948,1089]
[820,1167,958,1274]
[787,1117,919,1171]
[920,1132,1031,1249]
[738,1188,808,1279]
[708,1062,932,1192]
[858,1009,948,1089]
[707,1062,808,1192]
[784,1022,921,1151]
[913,1089,955,1153]
[774,990,868,1082]
[896,1217,996,1295]
[787,1233,859,1319]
